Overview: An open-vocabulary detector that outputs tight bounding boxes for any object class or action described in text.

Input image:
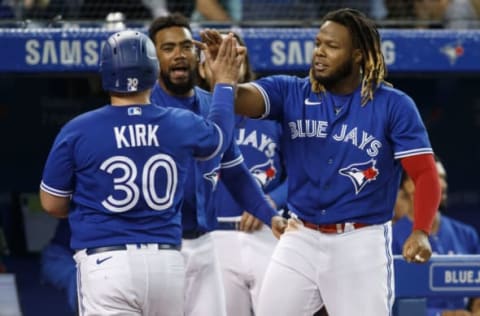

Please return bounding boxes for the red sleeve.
[400,154,440,234]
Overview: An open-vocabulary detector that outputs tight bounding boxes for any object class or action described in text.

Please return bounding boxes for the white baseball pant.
[257,220,395,316]
[74,243,185,316]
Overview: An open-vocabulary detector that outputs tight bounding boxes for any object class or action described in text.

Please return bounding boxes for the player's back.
[43,103,222,249]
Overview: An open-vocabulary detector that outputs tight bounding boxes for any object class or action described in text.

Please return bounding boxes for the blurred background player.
[392,155,480,315]
[40,218,77,315]
[198,31,288,316]
[39,29,243,316]
[148,13,286,316]
[200,7,440,315]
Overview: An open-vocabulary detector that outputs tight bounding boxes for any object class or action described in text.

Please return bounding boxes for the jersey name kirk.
[114,124,160,149]
[288,120,381,158]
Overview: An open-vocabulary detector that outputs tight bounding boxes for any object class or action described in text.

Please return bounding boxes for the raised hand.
[196,32,244,86]
[200,28,223,60]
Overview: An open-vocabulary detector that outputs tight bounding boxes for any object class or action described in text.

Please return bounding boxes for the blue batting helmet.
[100,30,159,93]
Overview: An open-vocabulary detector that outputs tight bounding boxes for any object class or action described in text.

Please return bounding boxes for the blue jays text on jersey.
[213,117,288,218]
[252,75,433,225]
[40,93,233,249]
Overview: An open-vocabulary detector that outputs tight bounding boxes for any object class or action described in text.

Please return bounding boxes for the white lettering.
[84,40,100,65]
[114,124,159,149]
[25,40,40,65]
[25,39,102,67]
[258,134,273,152]
[60,40,81,65]
[271,41,286,66]
[147,125,159,147]
[114,126,130,149]
[381,40,395,66]
[367,140,382,157]
[358,131,375,150]
[271,40,314,66]
[445,270,480,284]
[243,130,258,147]
[289,120,329,139]
[343,127,358,146]
[42,40,58,64]
[287,41,304,65]
[289,122,299,139]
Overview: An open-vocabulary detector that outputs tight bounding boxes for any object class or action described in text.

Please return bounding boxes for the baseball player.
[40,218,77,314]
[148,14,286,316]
[39,30,243,316]
[393,155,480,315]
[198,31,288,316]
[201,8,441,316]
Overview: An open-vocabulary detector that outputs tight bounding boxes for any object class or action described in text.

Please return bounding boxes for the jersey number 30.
[100,154,177,213]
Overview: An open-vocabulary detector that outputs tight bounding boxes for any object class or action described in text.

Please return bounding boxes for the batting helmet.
[100,30,159,93]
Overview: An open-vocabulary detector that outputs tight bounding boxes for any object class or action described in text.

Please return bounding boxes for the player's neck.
[110,91,151,106]
[325,72,362,95]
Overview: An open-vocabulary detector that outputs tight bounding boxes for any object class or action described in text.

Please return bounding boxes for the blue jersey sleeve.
[40,124,77,197]
[387,90,433,159]
[194,83,235,159]
[251,75,297,121]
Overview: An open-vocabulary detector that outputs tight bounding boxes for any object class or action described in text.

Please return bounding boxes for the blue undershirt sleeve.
[221,162,278,227]
[267,179,288,210]
[208,83,235,154]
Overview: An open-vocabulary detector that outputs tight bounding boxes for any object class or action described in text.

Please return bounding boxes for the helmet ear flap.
[100,30,159,93]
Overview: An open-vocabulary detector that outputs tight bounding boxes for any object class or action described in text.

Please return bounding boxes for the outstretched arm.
[400,153,440,263]
[200,29,267,118]
[221,161,286,237]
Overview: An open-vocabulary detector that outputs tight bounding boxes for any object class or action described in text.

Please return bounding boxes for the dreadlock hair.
[310,8,391,105]
[148,12,192,44]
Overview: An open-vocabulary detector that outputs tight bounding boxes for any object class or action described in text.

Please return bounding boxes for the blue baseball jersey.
[393,215,480,310]
[253,75,433,224]
[393,216,480,255]
[40,103,228,249]
[151,84,244,232]
[213,116,287,218]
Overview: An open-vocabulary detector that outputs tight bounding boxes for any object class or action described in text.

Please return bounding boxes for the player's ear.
[353,49,362,64]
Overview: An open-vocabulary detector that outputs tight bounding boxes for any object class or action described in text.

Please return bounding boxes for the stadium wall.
[0,28,478,233]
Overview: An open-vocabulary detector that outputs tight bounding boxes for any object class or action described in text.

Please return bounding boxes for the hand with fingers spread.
[402,229,432,263]
[196,32,243,87]
[199,28,223,60]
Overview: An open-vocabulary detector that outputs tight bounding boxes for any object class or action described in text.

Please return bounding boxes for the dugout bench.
[394,255,480,315]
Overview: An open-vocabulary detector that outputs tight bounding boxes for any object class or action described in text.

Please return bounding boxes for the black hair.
[310,8,389,105]
[148,12,192,44]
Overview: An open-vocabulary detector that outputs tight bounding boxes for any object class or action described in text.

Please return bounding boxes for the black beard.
[314,58,354,89]
[160,69,196,95]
